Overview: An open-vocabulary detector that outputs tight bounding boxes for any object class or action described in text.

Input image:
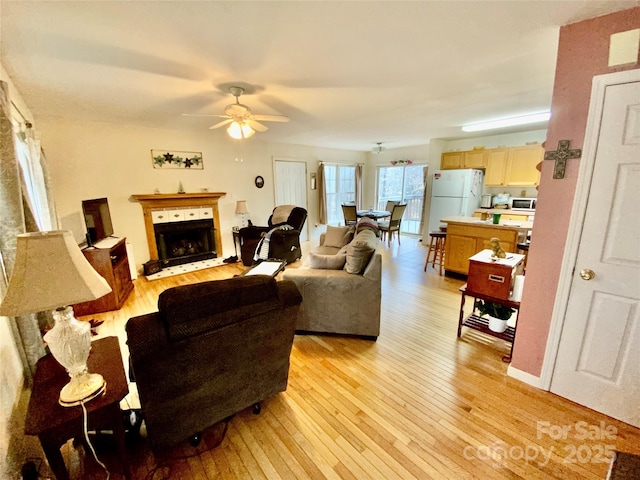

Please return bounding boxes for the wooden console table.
[131,192,225,261]
[457,283,521,362]
[25,337,130,480]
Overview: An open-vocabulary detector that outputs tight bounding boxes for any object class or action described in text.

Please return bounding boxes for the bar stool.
[424,231,446,275]
[517,241,530,271]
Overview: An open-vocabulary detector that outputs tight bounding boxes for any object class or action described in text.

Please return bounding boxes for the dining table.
[357,209,391,220]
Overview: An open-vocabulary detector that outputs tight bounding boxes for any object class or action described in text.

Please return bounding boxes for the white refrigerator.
[428,169,483,233]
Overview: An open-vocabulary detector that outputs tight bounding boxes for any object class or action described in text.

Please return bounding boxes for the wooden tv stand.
[73,237,134,316]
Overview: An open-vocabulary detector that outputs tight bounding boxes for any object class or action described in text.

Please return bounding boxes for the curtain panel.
[318,162,327,225]
[0,80,52,380]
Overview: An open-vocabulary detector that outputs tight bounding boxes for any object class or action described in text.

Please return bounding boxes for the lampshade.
[227,121,255,140]
[0,230,112,406]
[0,231,112,315]
[235,200,249,215]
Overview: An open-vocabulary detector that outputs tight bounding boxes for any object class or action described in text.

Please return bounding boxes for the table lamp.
[235,200,249,227]
[0,231,112,407]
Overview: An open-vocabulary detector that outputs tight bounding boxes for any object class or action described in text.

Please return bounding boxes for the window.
[377,165,425,234]
[324,164,356,225]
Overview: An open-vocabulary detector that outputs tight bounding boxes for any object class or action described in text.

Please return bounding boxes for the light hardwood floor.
[59,236,639,479]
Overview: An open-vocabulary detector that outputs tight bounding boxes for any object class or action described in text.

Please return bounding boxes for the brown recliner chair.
[125,275,302,453]
[239,205,307,266]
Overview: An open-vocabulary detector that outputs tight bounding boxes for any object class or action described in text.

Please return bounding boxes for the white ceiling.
[2,1,638,151]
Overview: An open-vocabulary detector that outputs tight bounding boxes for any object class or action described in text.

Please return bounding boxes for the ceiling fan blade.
[209,119,233,129]
[182,113,229,118]
[247,119,269,132]
[252,114,289,123]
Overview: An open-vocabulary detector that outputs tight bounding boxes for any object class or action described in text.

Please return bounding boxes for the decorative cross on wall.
[543,140,582,179]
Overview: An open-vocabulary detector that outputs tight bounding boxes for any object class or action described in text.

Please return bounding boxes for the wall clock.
[255,176,264,188]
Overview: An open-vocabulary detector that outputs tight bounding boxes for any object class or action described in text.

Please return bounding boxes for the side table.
[25,336,131,480]
[232,227,241,257]
[457,283,521,362]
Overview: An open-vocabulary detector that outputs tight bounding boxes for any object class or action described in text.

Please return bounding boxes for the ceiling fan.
[184,86,289,139]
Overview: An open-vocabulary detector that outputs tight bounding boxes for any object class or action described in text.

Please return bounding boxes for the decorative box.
[143,259,163,276]
[466,249,525,300]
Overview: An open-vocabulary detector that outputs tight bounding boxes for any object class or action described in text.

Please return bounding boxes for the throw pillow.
[308,252,347,270]
[344,229,377,274]
[323,225,354,248]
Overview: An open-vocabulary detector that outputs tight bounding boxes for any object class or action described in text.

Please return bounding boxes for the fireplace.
[155,218,215,267]
[131,192,226,266]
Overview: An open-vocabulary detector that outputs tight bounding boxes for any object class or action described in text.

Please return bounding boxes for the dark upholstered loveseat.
[125,275,302,453]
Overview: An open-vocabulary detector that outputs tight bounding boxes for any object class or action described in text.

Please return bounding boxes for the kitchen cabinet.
[463,150,487,169]
[440,145,541,186]
[505,145,542,186]
[441,151,464,169]
[441,217,530,275]
[484,149,509,186]
[441,150,487,169]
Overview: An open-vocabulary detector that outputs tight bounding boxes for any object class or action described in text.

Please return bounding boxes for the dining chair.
[378,203,407,246]
[385,200,399,213]
[341,204,358,226]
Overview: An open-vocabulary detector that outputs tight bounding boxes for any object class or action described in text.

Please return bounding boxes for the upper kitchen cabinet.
[484,148,509,186]
[441,145,542,186]
[441,149,487,169]
[505,145,543,186]
[441,151,465,169]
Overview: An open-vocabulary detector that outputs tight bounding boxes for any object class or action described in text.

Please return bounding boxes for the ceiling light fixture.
[372,142,386,154]
[462,112,551,132]
[227,120,255,139]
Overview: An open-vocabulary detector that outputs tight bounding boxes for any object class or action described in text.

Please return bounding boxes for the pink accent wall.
[511,8,640,376]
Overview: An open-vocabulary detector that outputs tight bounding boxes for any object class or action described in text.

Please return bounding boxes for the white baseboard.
[507,364,545,389]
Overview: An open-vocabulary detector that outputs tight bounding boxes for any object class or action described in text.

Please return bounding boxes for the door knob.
[580,269,595,280]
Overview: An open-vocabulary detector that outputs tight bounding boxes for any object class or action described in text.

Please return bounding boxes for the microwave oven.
[510,198,536,210]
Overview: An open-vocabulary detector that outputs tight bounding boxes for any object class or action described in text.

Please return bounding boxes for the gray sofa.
[126,275,302,453]
[282,222,381,339]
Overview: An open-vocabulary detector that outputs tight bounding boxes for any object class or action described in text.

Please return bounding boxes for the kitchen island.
[440,216,531,275]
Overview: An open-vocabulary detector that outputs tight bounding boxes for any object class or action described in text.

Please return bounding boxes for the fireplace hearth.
[155,219,215,267]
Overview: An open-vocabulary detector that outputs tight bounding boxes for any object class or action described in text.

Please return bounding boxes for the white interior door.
[550,75,640,427]
[274,159,308,241]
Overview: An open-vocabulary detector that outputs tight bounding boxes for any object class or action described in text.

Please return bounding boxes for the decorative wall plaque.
[151,150,203,169]
[543,140,581,179]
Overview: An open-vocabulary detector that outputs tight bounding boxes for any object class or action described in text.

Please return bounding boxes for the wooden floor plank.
[43,236,640,480]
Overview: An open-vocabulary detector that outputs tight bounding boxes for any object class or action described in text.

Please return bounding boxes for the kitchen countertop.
[441,216,533,231]
[475,208,535,215]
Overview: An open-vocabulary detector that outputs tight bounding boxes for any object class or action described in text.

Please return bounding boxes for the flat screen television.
[82,197,114,246]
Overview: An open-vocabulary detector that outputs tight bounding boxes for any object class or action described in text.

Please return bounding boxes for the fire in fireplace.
[154,219,216,267]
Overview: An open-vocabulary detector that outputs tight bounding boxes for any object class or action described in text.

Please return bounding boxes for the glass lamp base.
[59,372,106,407]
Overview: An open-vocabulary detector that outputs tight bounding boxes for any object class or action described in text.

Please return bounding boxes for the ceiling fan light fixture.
[462,111,551,132]
[227,121,255,139]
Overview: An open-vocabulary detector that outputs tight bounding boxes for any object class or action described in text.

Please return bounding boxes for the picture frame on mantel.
[151,150,203,169]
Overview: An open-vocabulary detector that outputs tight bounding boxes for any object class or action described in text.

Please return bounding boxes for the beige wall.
[38,119,366,271]
[511,7,640,377]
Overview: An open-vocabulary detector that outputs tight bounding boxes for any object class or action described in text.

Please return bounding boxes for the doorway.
[545,70,640,427]
[274,159,308,241]
[376,164,426,235]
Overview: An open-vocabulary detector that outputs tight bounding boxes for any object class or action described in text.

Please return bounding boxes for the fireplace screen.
[154,219,216,267]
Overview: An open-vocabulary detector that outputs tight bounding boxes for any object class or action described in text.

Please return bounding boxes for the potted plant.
[474,299,514,333]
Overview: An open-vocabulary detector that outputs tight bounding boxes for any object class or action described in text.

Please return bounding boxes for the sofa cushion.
[323,225,354,248]
[344,229,378,274]
[308,252,347,270]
